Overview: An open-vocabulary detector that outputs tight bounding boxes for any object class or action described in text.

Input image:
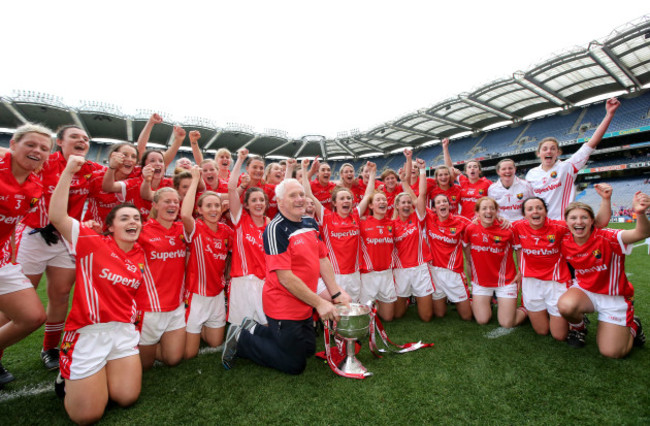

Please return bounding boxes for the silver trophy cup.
[333,303,372,376]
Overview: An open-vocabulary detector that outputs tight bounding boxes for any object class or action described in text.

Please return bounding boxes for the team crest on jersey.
[547,235,555,243]
[451,196,457,202]
[387,226,392,233]
[478,189,484,195]
[61,342,71,355]
[30,197,39,207]
[493,236,502,243]
[516,193,523,200]
[179,234,185,242]
[450,227,457,235]
[138,263,145,273]
[593,249,601,259]
[85,173,92,180]
[550,171,557,179]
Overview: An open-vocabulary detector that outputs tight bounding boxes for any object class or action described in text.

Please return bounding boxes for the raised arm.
[49,155,85,242]
[189,130,203,165]
[404,148,415,186]
[302,158,323,221]
[585,98,620,150]
[593,183,613,228]
[442,138,453,169]
[102,151,127,193]
[307,156,320,181]
[228,148,248,219]
[180,166,201,235]
[165,126,186,167]
[357,161,376,216]
[139,164,154,201]
[284,158,297,180]
[136,113,163,158]
[415,159,428,217]
[620,192,650,245]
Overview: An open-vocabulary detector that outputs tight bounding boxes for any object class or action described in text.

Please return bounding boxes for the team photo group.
[1,97,649,424]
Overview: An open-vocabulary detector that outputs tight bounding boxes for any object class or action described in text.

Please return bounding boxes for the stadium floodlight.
[263,128,288,139]
[302,135,326,143]
[183,116,217,129]
[11,90,67,109]
[78,100,123,116]
[337,131,349,139]
[225,122,254,134]
[133,109,174,122]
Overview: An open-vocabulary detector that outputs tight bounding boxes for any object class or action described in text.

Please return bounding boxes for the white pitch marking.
[0,382,52,403]
[485,327,516,339]
[198,345,223,355]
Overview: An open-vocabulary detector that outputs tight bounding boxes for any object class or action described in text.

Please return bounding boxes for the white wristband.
[419,169,426,175]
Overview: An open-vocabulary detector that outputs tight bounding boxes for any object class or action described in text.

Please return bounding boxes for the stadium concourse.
[2,19,650,216]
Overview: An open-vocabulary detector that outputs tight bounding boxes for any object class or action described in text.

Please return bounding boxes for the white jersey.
[488,177,534,222]
[526,144,593,220]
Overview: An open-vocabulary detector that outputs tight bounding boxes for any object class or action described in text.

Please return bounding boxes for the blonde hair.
[12,123,53,145]
[150,187,180,219]
[214,148,231,160]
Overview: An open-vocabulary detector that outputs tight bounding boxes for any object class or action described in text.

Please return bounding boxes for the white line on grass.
[485,327,516,339]
[198,344,223,355]
[0,382,52,403]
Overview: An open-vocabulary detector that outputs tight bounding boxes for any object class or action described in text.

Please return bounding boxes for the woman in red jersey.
[557,192,650,358]
[306,158,337,210]
[17,125,104,371]
[512,185,612,341]
[50,155,145,425]
[337,163,362,205]
[378,168,400,216]
[462,197,527,328]
[302,159,375,303]
[181,166,233,359]
[136,188,187,369]
[441,138,492,219]
[409,159,472,320]
[227,148,269,326]
[0,124,51,386]
[391,169,435,322]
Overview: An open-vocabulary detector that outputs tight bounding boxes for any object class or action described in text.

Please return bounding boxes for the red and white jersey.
[122,176,174,222]
[392,211,431,269]
[264,183,279,219]
[23,151,104,229]
[359,215,394,273]
[463,222,516,287]
[83,169,140,229]
[185,219,233,297]
[488,177,534,222]
[512,218,571,284]
[457,175,492,219]
[230,209,266,280]
[425,211,471,273]
[411,177,437,198]
[318,206,361,275]
[0,153,43,267]
[311,180,337,211]
[379,184,400,217]
[427,184,462,215]
[137,220,187,312]
[561,228,633,297]
[526,144,593,220]
[63,220,145,331]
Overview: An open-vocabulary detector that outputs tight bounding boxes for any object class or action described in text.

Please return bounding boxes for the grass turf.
[1,223,649,424]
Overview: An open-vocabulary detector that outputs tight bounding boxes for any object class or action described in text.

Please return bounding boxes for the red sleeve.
[267,250,292,272]
[318,240,327,259]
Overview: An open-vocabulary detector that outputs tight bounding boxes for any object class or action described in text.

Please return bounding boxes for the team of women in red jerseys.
[1,96,649,424]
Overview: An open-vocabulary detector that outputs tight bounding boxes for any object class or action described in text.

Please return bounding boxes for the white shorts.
[472,282,518,299]
[571,284,634,327]
[317,272,362,302]
[228,275,266,326]
[16,226,75,275]
[0,262,33,295]
[393,263,434,298]
[185,292,226,333]
[522,277,567,317]
[359,270,397,304]
[59,322,139,380]
[138,304,186,345]
[429,266,469,303]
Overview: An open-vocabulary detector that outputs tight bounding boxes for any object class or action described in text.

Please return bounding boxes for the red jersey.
[457,175,492,219]
[310,180,337,211]
[0,153,43,267]
[83,169,140,229]
[185,219,233,297]
[123,176,174,222]
[379,184,400,216]
[463,222,516,287]
[425,211,471,273]
[264,183,279,219]
[560,228,633,297]
[319,207,361,275]
[392,211,431,269]
[23,151,104,229]
[63,220,145,331]
[138,220,187,312]
[359,215,394,273]
[427,184,462,215]
[230,209,266,280]
[263,214,326,320]
[411,177,437,197]
[512,218,571,284]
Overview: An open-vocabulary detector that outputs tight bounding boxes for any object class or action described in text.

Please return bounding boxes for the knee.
[112,390,140,408]
[499,319,515,329]
[19,310,46,331]
[66,404,105,426]
[556,297,577,318]
[419,313,433,322]
[475,315,490,325]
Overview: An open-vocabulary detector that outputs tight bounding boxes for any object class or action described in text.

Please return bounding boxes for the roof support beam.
[318,138,328,160]
[520,74,572,106]
[419,111,473,131]
[0,99,28,125]
[350,137,388,153]
[390,124,438,139]
[461,95,516,121]
[69,111,90,136]
[264,140,293,156]
[293,140,309,158]
[238,135,260,151]
[204,131,223,150]
[332,139,356,158]
[587,49,632,90]
[364,133,412,145]
[600,45,643,90]
[126,118,134,142]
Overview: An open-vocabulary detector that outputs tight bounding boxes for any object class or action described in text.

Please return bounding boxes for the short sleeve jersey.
[425,211,471,273]
[359,215,394,273]
[379,185,400,217]
[512,218,571,284]
[23,152,104,229]
[83,169,140,229]
[264,183,279,219]
[137,220,187,312]
[310,180,337,211]
[488,177,535,222]
[427,184,462,215]
[123,175,174,222]
[0,153,43,267]
[230,208,267,280]
[463,222,516,287]
[63,220,145,331]
[457,175,492,219]
[318,207,361,275]
[392,211,431,269]
[184,219,233,297]
[526,144,593,220]
[560,228,633,297]
[262,214,326,320]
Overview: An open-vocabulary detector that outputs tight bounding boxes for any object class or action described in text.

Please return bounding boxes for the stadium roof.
[2,15,650,160]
